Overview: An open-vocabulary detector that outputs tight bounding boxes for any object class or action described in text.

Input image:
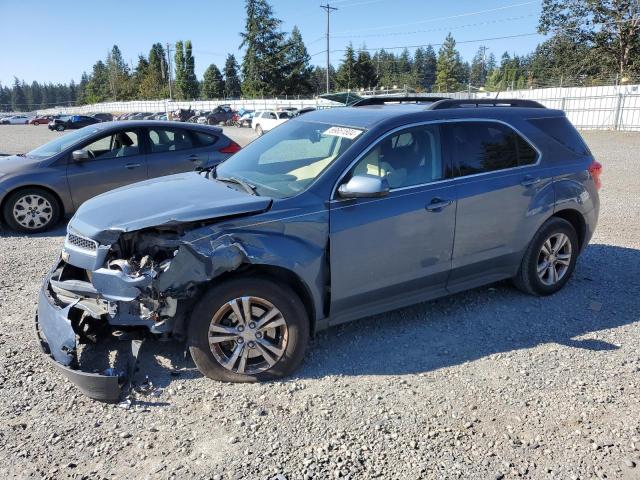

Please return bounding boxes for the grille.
[66,232,98,251]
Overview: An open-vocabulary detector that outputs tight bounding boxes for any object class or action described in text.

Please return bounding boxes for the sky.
[0,0,547,86]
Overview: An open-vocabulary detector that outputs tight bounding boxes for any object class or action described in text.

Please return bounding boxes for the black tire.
[255,125,263,136]
[3,187,62,233]
[56,125,64,131]
[513,217,579,296]
[188,276,309,382]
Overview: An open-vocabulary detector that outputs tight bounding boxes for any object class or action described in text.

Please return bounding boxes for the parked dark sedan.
[1,120,242,232]
[48,115,101,131]
[204,105,234,125]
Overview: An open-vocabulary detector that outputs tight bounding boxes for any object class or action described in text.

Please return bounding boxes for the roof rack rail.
[428,98,546,110]
[352,96,450,107]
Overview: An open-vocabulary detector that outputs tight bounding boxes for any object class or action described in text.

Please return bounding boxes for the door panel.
[329,122,455,319]
[444,121,549,289]
[145,127,207,177]
[330,184,456,316]
[66,129,148,208]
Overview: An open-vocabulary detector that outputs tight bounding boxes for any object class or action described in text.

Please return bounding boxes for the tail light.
[588,160,603,190]
[218,140,241,154]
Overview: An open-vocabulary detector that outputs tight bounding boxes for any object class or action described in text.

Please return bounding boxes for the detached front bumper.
[35,279,125,402]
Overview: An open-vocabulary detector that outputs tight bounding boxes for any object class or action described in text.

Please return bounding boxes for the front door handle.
[188,154,200,162]
[125,163,141,169]
[521,176,541,187]
[425,197,452,212]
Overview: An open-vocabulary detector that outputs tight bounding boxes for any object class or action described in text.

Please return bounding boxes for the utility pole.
[320,3,338,94]
[166,43,173,100]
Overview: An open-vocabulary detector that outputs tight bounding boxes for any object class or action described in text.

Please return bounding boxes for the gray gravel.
[0,126,639,479]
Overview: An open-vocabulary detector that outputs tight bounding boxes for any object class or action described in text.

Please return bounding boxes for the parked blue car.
[36,98,601,401]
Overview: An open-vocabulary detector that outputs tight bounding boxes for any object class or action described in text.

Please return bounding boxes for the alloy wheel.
[537,232,572,286]
[208,296,288,374]
[12,194,53,230]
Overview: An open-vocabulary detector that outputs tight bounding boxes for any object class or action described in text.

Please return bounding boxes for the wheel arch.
[552,208,586,250]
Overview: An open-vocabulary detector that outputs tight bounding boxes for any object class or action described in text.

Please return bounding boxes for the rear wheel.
[188,277,309,382]
[513,217,579,296]
[3,187,61,233]
[56,124,64,131]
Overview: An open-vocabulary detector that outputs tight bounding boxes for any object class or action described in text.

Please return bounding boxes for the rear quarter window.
[527,116,591,156]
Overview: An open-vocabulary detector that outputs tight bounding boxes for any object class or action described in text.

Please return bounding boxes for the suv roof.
[304,97,560,130]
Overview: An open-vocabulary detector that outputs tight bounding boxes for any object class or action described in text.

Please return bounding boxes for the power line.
[331,14,536,39]
[311,32,542,57]
[332,0,541,34]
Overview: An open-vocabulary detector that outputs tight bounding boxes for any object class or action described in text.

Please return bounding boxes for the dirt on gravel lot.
[0,126,639,480]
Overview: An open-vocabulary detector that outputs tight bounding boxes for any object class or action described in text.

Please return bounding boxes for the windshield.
[216,120,362,198]
[27,127,100,158]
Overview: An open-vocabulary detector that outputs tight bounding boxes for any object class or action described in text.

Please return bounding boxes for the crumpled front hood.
[69,172,272,243]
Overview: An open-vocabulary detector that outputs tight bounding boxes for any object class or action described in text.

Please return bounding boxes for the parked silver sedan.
[0,120,242,232]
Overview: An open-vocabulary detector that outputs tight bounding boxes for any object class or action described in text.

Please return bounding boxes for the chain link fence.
[35,83,640,131]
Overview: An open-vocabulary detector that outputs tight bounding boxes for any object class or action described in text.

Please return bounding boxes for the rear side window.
[192,131,218,146]
[148,128,195,152]
[527,116,591,156]
[446,122,538,176]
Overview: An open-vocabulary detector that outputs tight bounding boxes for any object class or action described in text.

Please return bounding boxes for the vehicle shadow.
[0,222,67,239]
[296,243,640,378]
[92,243,640,393]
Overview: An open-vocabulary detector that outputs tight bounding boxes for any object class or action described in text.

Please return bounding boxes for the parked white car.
[0,115,30,125]
[251,110,291,136]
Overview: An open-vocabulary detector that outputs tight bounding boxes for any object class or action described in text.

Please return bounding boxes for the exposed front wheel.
[255,125,263,136]
[188,277,309,382]
[513,217,579,296]
[3,188,61,233]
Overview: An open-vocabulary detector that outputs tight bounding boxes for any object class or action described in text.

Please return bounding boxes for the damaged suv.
[36,98,601,401]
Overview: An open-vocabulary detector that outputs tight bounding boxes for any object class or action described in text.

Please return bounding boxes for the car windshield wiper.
[215,175,258,196]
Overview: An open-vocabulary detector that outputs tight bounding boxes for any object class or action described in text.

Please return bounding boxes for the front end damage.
[36,226,251,402]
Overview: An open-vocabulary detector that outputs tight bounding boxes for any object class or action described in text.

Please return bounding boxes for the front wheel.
[3,188,61,233]
[255,125,263,136]
[56,125,64,131]
[188,277,309,382]
[513,217,579,296]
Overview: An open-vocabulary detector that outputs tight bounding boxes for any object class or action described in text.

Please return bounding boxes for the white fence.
[36,83,640,131]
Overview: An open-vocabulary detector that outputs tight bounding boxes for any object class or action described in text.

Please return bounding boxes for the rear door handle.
[125,163,141,169]
[188,154,200,162]
[425,197,452,212]
[521,176,541,187]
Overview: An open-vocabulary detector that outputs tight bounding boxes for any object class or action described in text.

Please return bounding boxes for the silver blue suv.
[36,98,601,401]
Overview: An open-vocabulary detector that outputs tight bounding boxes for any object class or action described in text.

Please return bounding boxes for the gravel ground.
[0,126,639,480]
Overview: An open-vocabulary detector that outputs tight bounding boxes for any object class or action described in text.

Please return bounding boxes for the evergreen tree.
[183,40,199,99]
[469,46,488,87]
[139,43,167,99]
[335,44,357,90]
[435,33,465,92]
[223,54,242,98]
[395,48,413,88]
[77,72,89,105]
[11,78,27,111]
[0,83,11,112]
[354,48,377,89]
[30,81,42,110]
[312,65,335,94]
[106,45,131,100]
[68,79,77,104]
[240,0,288,97]
[423,45,437,91]
[202,64,225,99]
[283,26,313,95]
[174,40,186,99]
[85,60,110,103]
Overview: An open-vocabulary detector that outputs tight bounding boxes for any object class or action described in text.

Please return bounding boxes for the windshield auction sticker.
[323,126,363,140]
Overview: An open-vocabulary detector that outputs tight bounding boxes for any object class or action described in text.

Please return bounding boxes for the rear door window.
[148,128,196,152]
[445,121,538,177]
[192,131,218,147]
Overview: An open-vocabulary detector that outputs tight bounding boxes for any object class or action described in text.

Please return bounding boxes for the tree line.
[1,0,638,111]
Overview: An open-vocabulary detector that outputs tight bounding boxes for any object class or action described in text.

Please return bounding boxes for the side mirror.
[72,150,89,161]
[338,175,390,199]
